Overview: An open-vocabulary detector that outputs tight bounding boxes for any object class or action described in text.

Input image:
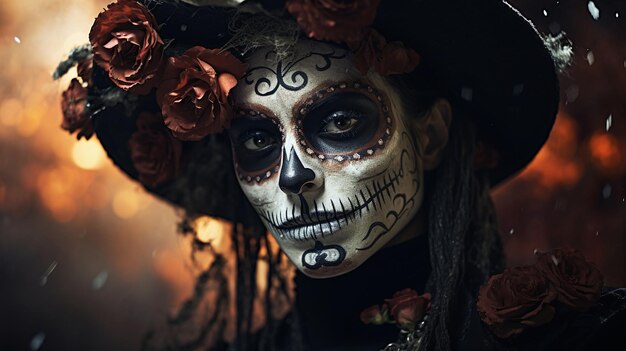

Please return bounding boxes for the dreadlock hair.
[385,73,504,351]
[419,112,504,351]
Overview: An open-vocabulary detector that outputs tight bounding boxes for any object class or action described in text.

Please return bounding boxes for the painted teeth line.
[259,163,404,241]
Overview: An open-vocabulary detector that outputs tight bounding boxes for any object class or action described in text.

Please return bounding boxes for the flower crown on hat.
[55,0,420,188]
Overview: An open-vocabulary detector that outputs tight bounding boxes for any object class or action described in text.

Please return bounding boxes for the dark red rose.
[535,249,604,312]
[128,112,183,187]
[89,0,164,94]
[477,266,557,338]
[352,29,420,76]
[359,304,388,325]
[385,289,431,329]
[286,0,380,43]
[61,78,93,140]
[156,46,246,141]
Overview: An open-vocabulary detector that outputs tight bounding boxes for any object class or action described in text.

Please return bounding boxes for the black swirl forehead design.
[296,81,394,162]
[243,49,348,97]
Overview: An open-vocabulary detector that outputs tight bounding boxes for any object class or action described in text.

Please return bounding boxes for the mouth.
[277,211,348,230]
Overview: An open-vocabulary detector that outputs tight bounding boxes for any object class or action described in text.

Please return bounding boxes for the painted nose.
[279,147,317,194]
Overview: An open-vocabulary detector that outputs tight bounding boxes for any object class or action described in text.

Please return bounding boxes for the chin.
[299,257,358,278]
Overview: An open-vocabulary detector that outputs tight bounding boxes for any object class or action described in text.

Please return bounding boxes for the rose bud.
[61,78,94,140]
[360,304,389,325]
[385,289,431,330]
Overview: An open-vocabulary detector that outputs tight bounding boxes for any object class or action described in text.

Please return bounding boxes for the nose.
[279,147,319,194]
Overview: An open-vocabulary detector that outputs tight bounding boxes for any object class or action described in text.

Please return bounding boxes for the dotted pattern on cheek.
[295,81,394,163]
[232,108,286,184]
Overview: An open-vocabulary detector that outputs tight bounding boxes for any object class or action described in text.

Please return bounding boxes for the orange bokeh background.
[0,1,624,350]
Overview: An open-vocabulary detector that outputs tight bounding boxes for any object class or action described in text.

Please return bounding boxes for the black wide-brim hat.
[93,0,560,223]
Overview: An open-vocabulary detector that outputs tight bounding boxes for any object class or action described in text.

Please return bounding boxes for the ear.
[419,99,452,170]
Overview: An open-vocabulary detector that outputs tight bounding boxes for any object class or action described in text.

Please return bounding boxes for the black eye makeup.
[229,109,284,183]
[295,81,394,162]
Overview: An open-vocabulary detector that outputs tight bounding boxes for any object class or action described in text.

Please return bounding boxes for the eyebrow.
[291,80,380,120]
[233,103,279,120]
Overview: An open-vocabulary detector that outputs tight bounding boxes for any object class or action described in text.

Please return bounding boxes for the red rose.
[385,289,431,328]
[359,304,388,325]
[128,112,183,187]
[535,249,604,312]
[286,0,380,43]
[89,0,164,94]
[61,79,93,140]
[477,266,557,338]
[156,46,246,141]
[352,29,420,76]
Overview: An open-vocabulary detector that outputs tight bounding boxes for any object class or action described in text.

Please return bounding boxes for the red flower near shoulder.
[477,266,557,338]
[156,46,246,141]
[535,249,604,312]
[89,0,164,94]
[352,29,420,76]
[385,289,431,329]
[287,0,380,43]
[128,112,183,187]
[61,79,93,140]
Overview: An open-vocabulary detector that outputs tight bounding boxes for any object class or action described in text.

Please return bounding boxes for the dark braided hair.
[420,115,504,350]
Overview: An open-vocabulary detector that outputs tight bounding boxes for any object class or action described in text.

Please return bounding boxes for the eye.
[242,131,276,151]
[320,111,361,136]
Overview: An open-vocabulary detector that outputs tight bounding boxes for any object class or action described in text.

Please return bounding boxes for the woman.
[57,0,624,350]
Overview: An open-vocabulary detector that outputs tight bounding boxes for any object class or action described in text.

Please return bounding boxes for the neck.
[294,228,431,350]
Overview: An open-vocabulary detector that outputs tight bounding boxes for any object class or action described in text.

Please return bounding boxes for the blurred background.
[0,0,624,350]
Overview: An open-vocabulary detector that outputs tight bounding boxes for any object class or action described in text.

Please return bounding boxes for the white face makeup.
[229,40,424,278]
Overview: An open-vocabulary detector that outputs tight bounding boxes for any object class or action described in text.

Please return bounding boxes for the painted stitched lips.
[302,241,346,269]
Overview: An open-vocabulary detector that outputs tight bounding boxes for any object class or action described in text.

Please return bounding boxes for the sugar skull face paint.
[229,40,424,278]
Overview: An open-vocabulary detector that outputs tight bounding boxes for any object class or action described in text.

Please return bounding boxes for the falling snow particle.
[509,228,515,235]
[602,184,612,199]
[595,231,599,236]
[461,87,473,101]
[586,51,595,65]
[14,36,21,44]
[39,261,58,286]
[92,271,108,290]
[565,85,579,103]
[588,1,600,20]
[616,12,619,18]
[30,333,45,351]
[543,9,548,17]
[605,114,612,131]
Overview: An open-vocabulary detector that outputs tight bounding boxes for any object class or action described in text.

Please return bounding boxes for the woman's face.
[230,40,424,278]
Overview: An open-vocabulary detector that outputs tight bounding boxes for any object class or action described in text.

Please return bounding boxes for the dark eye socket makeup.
[229,116,282,173]
[230,81,394,178]
[301,91,380,153]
